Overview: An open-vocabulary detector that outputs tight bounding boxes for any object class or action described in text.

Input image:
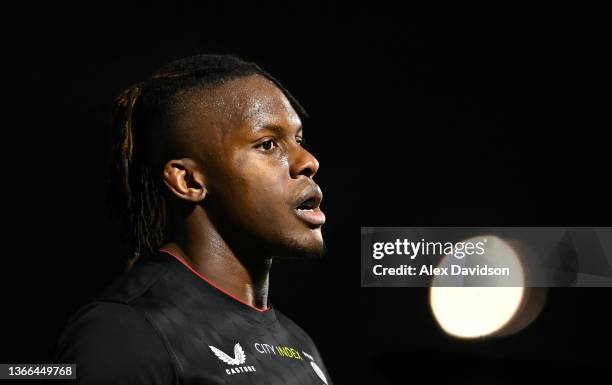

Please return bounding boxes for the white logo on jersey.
[303,351,328,385]
[209,343,246,366]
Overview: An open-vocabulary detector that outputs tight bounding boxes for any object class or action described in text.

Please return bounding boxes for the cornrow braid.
[107,54,308,269]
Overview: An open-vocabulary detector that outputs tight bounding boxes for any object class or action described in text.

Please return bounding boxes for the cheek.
[221,161,289,224]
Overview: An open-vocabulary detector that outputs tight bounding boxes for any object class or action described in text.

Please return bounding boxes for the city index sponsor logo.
[254,343,303,360]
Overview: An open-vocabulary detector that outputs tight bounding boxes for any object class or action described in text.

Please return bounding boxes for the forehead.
[187,74,302,133]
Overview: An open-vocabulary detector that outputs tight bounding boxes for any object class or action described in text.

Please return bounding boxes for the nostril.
[299,166,315,178]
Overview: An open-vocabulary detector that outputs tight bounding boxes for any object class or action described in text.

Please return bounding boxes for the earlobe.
[162,159,207,202]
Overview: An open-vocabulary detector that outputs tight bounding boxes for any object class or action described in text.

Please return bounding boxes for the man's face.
[176,74,325,258]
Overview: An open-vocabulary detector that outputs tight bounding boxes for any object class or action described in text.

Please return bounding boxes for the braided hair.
[107,54,307,269]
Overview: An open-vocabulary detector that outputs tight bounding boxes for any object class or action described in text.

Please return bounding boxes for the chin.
[276,229,326,260]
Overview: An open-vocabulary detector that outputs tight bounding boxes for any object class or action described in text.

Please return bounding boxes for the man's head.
[108,54,325,266]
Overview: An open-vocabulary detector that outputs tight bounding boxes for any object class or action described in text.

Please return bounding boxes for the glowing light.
[430,286,524,338]
[429,235,525,338]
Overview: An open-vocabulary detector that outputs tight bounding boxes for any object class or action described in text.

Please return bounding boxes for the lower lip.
[295,207,326,226]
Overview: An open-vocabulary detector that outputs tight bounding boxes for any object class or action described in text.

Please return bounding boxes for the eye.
[296,137,306,146]
[258,138,279,151]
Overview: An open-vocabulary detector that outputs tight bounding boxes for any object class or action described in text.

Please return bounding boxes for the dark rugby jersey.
[52,249,333,385]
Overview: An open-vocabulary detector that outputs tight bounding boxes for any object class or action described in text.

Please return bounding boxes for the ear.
[162,158,207,202]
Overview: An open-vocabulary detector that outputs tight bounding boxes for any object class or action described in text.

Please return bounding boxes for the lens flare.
[429,235,528,338]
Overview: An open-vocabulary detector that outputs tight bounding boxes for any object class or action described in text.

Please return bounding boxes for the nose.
[289,145,320,179]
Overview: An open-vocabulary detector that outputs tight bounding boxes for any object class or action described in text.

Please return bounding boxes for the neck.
[160,207,273,311]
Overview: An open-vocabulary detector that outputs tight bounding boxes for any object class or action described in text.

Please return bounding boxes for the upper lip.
[294,184,323,210]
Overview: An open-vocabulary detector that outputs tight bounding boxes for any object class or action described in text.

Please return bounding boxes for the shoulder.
[95,255,171,304]
[53,301,177,385]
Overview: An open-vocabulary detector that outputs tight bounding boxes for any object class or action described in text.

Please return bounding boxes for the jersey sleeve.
[51,301,177,385]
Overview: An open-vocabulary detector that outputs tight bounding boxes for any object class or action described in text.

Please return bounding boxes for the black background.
[3,1,611,383]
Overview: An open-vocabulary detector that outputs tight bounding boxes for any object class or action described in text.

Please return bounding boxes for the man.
[52,54,332,385]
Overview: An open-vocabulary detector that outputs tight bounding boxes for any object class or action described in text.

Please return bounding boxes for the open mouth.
[296,197,318,211]
[294,188,325,226]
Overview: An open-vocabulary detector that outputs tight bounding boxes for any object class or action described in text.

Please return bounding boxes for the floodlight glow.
[429,235,525,338]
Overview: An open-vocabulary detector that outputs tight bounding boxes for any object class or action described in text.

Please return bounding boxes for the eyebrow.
[254,124,303,136]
